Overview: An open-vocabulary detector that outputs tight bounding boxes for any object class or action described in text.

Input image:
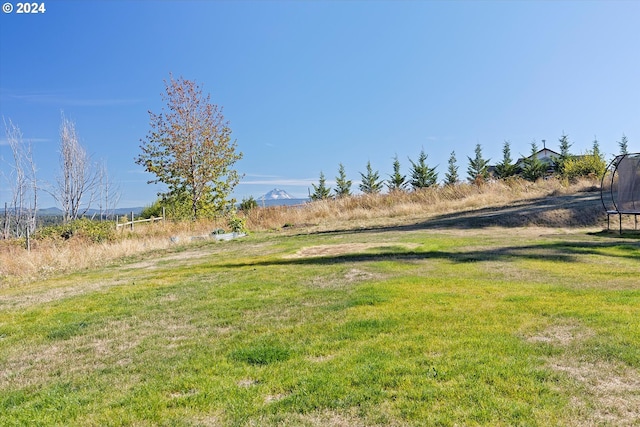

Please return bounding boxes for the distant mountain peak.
[260,188,293,200]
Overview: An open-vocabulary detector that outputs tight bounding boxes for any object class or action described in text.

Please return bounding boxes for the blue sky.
[1,0,639,208]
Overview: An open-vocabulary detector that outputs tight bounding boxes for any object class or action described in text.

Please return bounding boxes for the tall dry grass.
[0,219,227,285]
[0,177,601,284]
[245,177,600,231]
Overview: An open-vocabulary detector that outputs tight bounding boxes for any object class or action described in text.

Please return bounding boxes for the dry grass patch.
[527,322,596,346]
[248,407,405,427]
[527,322,640,426]
[286,242,420,259]
[555,358,640,426]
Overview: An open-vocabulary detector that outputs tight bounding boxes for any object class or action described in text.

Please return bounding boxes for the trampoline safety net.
[601,153,640,232]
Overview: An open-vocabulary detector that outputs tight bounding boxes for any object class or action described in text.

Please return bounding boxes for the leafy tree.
[444,151,459,185]
[310,171,332,201]
[521,141,547,181]
[239,196,258,212]
[409,149,438,189]
[387,155,408,192]
[556,132,572,175]
[467,143,490,184]
[494,140,518,179]
[359,161,384,194]
[334,163,352,198]
[618,134,629,155]
[136,74,242,220]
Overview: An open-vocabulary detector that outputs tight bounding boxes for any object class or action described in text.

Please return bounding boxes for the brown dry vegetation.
[0,177,606,284]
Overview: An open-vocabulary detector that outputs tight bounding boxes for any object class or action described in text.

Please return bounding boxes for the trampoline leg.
[619,213,623,235]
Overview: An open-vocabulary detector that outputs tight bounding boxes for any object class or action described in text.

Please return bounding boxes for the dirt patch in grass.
[286,243,420,259]
[527,323,596,346]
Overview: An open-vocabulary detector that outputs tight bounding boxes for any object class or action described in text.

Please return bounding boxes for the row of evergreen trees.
[309,133,630,200]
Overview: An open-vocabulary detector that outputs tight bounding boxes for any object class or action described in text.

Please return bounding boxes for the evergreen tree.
[409,149,438,189]
[619,134,629,155]
[467,143,490,184]
[310,171,332,201]
[359,161,384,194]
[494,140,518,179]
[387,155,408,192]
[334,163,352,198]
[444,151,459,185]
[592,137,604,162]
[521,141,547,181]
[556,132,572,175]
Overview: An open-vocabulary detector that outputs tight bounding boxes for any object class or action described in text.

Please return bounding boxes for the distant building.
[515,148,560,174]
[488,148,561,178]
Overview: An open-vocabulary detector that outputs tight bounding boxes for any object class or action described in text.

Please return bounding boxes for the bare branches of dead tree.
[96,161,121,221]
[53,113,98,223]
[2,118,38,239]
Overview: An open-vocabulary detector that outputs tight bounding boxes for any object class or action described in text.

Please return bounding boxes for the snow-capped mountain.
[260,188,293,200]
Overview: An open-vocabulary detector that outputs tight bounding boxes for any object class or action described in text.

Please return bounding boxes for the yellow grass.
[0,177,600,284]
[244,177,599,231]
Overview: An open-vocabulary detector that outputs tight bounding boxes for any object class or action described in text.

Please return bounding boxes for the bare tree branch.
[2,118,38,239]
[54,113,98,222]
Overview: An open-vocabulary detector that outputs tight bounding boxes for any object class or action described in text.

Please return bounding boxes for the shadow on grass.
[296,192,606,237]
[218,191,638,269]
[218,239,639,269]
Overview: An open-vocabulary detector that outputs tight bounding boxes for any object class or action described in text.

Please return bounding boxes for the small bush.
[239,196,258,212]
[140,199,164,219]
[563,154,606,182]
[35,218,116,243]
[228,212,248,233]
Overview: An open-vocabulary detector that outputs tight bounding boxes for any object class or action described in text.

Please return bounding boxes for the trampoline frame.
[601,153,640,234]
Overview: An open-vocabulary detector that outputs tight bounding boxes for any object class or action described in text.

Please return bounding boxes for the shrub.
[239,196,258,212]
[563,154,606,181]
[140,199,164,219]
[35,218,116,243]
[228,212,248,234]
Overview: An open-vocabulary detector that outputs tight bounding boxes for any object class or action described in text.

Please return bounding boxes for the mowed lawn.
[1,226,639,426]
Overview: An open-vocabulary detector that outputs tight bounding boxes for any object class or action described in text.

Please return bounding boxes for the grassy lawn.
[1,226,639,426]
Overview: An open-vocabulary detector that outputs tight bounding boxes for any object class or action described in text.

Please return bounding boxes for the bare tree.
[54,114,98,223]
[2,118,38,239]
[96,161,121,220]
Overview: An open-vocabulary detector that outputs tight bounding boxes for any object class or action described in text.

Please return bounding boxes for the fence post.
[131,211,134,231]
[3,202,7,240]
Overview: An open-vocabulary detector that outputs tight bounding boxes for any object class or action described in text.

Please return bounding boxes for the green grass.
[1,227,639,426]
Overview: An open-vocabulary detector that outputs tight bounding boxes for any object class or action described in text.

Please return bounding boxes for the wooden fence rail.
[116,208,165,230]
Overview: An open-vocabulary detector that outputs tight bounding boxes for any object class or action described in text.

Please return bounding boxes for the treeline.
[307,133,630,200]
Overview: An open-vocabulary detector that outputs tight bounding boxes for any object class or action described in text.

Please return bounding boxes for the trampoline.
[601,153,640,234]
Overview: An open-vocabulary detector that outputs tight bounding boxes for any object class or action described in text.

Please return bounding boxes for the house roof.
[516,148,560,165]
